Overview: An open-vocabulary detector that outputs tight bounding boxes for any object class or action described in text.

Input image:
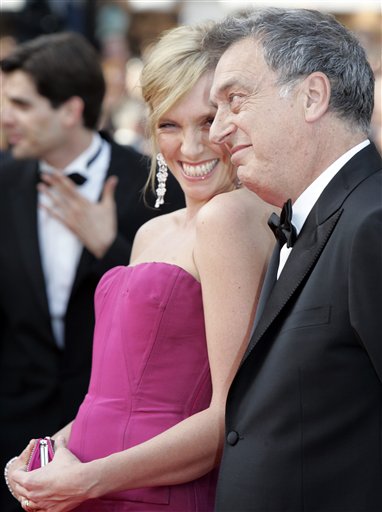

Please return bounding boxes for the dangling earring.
[155,153,168,208]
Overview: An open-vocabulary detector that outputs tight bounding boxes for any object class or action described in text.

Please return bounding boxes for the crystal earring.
[155,153,168,208]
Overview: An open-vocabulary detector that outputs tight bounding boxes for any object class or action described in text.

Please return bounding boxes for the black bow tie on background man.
[65,173,87,185]
[268,198,297,248]
[38,171,87,186]
[37,140,104,187]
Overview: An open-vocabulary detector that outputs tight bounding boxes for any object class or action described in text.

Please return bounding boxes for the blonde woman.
[8,23,273,512]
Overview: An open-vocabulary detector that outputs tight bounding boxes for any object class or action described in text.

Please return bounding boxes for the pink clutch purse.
[27,437,55,471]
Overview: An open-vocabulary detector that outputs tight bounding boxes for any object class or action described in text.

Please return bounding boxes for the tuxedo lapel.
[10,161,50,315]
[244,208,342,360]
[243,142,382,362]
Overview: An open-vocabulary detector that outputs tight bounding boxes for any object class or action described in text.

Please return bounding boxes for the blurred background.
[1,0,381,155]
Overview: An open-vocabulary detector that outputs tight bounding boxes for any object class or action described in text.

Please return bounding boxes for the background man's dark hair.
[0,32,106,129]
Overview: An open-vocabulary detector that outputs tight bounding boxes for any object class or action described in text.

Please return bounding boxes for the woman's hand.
[6,439,35,503]
[12,436,95,512]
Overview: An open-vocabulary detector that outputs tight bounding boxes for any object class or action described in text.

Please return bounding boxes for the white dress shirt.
[277,139,370,279]
[38,133,111,347]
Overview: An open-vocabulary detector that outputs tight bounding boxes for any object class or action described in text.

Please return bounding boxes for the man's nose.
[209,109,235,146]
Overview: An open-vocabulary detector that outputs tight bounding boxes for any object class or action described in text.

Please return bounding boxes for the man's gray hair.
[203,8,374,134]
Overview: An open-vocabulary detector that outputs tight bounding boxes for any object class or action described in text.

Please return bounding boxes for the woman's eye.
[158,122,176,129]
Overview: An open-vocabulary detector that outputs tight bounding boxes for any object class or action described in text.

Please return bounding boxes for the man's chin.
[237,168,255,190]
[10,145,33,159]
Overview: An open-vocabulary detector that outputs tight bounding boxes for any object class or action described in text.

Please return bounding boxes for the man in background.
[0,32,184,511]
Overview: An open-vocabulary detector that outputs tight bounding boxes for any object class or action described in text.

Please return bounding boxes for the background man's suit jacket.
[216,143,382,512]
[0,136,184,511]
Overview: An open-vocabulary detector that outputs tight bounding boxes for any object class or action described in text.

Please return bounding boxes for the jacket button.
[226,430,239,446]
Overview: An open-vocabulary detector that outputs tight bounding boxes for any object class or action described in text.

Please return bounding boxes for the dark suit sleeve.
[349,208,382,382]
[91,234,133,276]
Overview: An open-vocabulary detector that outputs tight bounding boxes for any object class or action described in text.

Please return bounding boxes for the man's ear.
[60,96,85,127]
[301,72,331,123]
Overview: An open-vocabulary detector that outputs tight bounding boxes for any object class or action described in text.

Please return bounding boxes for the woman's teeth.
[182,159,218,177]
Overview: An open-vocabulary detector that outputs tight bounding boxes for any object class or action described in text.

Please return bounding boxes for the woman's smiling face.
[156,71,237,205]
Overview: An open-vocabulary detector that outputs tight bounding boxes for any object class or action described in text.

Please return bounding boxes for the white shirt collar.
[276,139,370,279]
[38,132,111,347]
[40,133,103,177]
[292,139,370,235]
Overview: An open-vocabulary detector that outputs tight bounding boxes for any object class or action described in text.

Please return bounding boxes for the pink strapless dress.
[68,262,217,511]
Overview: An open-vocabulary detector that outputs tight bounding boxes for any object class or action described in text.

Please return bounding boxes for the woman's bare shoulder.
[131,208,185,260]
[136,208,185,238]
[196,188,275,234]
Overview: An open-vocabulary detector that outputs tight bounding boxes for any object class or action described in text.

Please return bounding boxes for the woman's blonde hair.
[140,22,215,192]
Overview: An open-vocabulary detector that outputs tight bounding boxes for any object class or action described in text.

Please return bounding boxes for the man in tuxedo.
[0,32,184,511]
[204,8,382,512]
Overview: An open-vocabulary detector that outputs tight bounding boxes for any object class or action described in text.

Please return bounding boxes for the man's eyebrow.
[220,79,238,92]
[211,78,239,101]
[7,95,32,107]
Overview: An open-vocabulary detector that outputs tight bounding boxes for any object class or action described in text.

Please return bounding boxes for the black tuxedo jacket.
[0,136,184,511]
[216,143,382,512]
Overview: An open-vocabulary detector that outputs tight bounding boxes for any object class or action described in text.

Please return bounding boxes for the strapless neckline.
[128,261,200,286]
